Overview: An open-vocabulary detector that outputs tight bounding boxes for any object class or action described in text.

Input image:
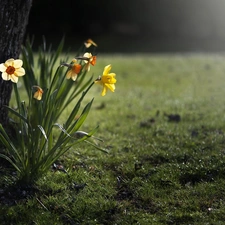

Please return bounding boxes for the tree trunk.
[0,0,32,128]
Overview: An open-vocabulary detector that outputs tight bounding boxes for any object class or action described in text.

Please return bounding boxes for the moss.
[1,54,225,224]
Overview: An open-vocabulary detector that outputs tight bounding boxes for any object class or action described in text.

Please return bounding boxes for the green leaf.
[4,106,28,123]
[37,125,48,142]
[54,123,71,138]
[83,140,109,153]
[0,124,23,166]
[0,153,21,172]
[68,98,94,134]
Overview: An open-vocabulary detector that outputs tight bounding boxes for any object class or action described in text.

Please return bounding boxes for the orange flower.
[66,59,82,81]
[84,39,97,48]
[83,53,97,71]
[33,86,44,100]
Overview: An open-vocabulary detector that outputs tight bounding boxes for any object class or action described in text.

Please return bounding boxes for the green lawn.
[1,53,225,224]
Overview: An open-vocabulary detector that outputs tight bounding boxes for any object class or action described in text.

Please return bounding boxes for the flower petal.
[10,75,19,83]
[83,53,92,63]
[105,83,115,92]
[83,52,92,58]
[13,59,23,68]
[101,86,107,96]
[2,72,10,81]
[71,74,78,81]
[108,73,116,78]
[84,39,97,48]
[4,58,14,66]
[72,58,77,63]
[0,63,7,72]
[84,42,91,48]
[85,64,91,71]
[103,65,111,75]
[66,70,72,79]
[15,67,25,76]
[34,92,41,100]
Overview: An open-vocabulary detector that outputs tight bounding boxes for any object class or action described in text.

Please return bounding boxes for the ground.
[1,54,225,224]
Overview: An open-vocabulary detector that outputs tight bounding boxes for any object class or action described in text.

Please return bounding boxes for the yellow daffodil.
[83,52,97,71]
[0,58,25,83]
[66,59,82,81]
[33,86,44,100]
[95,64,116,96]
[84,39,98,48]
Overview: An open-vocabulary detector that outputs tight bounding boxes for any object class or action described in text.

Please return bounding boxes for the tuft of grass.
[1,53,225,224]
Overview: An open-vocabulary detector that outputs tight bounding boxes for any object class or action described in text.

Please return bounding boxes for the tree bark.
[0,0,32,128]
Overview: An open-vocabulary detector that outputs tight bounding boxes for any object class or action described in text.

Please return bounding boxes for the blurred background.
[26,0,225,53]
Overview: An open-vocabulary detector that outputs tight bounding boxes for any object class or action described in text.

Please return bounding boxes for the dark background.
[26,0,225,53]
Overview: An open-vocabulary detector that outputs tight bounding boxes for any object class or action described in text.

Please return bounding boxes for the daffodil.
[84,39,98,48]
[0,58,25,83]
[95,64,116,96]
[83,52,97,71]
[33,86,44,100]
[65,59,82,81]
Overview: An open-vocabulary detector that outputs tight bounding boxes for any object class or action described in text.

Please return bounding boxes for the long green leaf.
[64,82,94,130]
[37,125,48,142]
[68,98,94,134]
[0,153,21,172]
[5,106,28,123]
[0,124,23,165]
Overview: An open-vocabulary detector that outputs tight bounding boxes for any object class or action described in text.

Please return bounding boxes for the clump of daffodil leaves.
[0,38,117,185]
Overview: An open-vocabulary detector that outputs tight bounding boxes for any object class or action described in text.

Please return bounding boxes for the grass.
[1,53,225,224]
